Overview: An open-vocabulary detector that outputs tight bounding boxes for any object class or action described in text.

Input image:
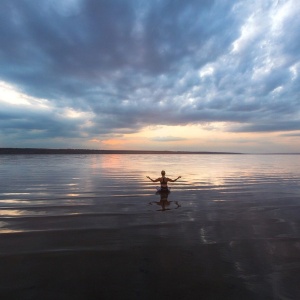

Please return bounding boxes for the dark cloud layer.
[0,0,300,146]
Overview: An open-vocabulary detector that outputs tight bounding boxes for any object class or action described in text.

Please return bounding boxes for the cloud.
[0,0,300,147]
[228,121,300,133]
[280,132,300,137]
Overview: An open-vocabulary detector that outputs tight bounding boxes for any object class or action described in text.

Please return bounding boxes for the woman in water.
[146,170,181,191]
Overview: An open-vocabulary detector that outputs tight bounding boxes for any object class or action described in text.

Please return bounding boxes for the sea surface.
[0,154,300,299]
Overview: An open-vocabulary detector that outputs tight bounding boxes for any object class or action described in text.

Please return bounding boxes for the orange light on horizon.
[102,139,127,146]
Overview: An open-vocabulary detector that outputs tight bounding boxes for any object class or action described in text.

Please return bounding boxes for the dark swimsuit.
[160,177,169,191]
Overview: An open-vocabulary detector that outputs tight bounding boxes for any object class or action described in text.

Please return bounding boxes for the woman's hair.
[161,170,165,175]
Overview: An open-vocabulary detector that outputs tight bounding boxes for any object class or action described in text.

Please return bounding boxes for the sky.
[0,0,300,153]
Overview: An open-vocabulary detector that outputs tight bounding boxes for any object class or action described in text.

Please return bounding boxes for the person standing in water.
[146,170,181,191]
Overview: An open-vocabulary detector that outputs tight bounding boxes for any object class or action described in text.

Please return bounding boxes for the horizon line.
[0,147,242,155]
[0,147,300,155]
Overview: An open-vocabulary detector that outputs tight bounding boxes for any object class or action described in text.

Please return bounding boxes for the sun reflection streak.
[0,221,23,233]
[0,209,46,217]
[1,193,31,196]
[0,229,24,234]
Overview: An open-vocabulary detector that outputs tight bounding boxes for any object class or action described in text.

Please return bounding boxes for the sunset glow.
[1,0,300,152]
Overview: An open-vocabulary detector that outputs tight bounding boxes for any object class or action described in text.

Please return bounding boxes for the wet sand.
[0,245,256,300]
[1,195,300,300]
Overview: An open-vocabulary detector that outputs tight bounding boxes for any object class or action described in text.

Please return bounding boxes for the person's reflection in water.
[149,190,181,211]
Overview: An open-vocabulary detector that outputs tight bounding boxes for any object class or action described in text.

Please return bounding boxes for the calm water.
[0,154,300,299]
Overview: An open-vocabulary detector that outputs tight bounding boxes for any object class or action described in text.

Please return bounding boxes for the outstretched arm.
[168,176,181,182]
[146,176,160,182]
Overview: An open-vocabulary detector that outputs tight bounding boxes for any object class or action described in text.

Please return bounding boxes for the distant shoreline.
[0,148,242,155]
[1,148,299,155]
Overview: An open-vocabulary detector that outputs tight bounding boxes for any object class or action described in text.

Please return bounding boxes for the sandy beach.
[1,206,299,300]
[0,237,261,300]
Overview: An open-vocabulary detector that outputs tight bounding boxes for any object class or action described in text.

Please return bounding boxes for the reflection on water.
[0,154,300,299]
[149,191,181,211]
[0,153,299,236]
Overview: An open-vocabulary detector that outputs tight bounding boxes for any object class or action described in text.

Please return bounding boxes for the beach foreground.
[0,235,279,300]
[0,154,300,299]
[1,204,299,300]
